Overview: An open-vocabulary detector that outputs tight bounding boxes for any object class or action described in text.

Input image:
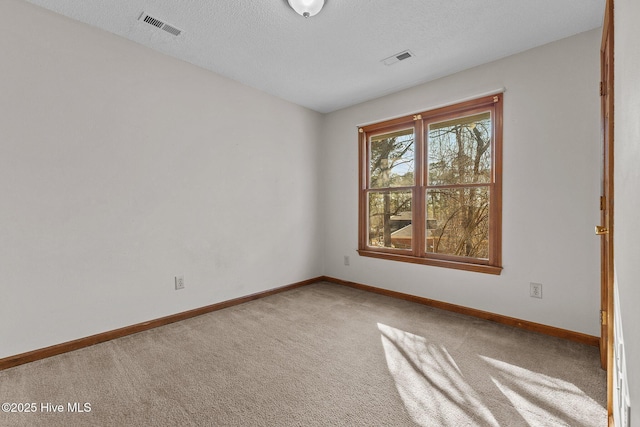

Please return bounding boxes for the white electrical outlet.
[344,256,350,266]
[175,275,185,290]
[530,282,542,298]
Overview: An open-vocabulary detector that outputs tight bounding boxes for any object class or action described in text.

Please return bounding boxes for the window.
[358,94,503,274]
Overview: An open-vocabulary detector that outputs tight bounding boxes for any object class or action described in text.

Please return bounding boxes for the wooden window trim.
[358,94,503,275]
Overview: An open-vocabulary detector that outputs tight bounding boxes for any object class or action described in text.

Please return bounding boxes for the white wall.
[0,0,322,359]
[321,29,602,336]
[614,0,640,423]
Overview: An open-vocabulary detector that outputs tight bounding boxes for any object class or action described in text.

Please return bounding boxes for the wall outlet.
[530,282,542,298]
[344,256,350,266]
[175,275,185,290]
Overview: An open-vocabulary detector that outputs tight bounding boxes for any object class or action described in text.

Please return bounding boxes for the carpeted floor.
[0,282,606,426]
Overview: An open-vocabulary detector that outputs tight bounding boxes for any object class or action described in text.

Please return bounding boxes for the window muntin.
[358,94,502,274]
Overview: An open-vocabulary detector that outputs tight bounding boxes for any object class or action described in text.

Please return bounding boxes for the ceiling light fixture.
[288,0,325,18]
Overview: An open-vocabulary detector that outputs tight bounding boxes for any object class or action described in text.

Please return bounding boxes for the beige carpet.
[0,282,606,426]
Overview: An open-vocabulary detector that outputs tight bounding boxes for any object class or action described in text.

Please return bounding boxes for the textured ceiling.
[23,0,605,113]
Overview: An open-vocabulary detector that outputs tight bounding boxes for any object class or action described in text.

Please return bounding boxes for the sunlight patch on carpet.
[377,322,606,427]
[481,356,606,426]
[378,323,499,427]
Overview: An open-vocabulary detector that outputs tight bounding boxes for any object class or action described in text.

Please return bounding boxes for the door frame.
[599,0,614,423]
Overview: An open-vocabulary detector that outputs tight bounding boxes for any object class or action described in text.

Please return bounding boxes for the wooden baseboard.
[1,274,599,371]
[0,277,322,371]
[320,276,600,347]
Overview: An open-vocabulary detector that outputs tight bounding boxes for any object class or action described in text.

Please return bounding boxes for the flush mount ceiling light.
[288,0,325,18]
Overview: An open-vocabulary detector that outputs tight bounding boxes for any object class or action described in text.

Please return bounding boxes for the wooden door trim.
[600,0,614,422]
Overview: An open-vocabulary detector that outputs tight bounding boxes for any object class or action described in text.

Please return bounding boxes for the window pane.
[368,191,412,249]
[428,112,491,185]
[370,128,415,188]
[426,187,489,259]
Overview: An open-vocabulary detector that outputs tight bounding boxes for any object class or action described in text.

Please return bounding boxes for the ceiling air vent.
[382,50,414,66]
[139,13,182,36]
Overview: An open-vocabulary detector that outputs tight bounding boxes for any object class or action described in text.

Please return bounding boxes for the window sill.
[357,249,503,275]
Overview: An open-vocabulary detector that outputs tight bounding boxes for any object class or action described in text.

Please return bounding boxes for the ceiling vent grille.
[382,50,414,66]
[139,13,182,36]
